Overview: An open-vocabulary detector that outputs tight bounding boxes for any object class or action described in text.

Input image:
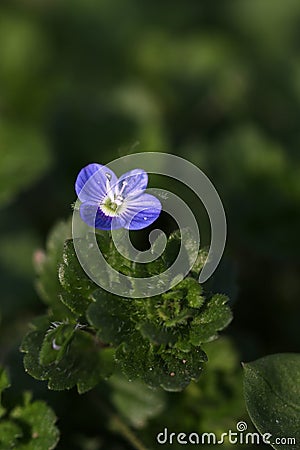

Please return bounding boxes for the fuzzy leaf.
[243,353,300,450]
[165,277,204,309]
[154,347,208,391]
[36,220,74,318]
[87,290,135,345]
[39,323,75,366]
[138,321,177,346]
[115,334,151,382]
[59,289,92,317]
[59,239,97,298]
[116,337,207,392]
[164,229,197,268]
[10,396,59,450]
[190,294,232,344]
[21,321,115,393]
[0,368,59,449]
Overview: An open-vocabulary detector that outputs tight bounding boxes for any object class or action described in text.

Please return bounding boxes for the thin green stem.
[91,392,150,450]
[109,413,149,450]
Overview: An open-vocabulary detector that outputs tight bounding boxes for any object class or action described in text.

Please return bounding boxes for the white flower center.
[100,174,128,217]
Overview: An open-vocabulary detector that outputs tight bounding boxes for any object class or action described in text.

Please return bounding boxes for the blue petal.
[120,193,162,230]
[80,202,124,230]
[116,169,148,198]
[75,163,117,202]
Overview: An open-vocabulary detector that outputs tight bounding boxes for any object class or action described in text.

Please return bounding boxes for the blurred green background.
[1,0,300,448]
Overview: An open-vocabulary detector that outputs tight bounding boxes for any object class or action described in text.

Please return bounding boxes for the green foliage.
[22,223,232,394]
[88,231,231,391]
[243,353,300,450]
[0,367,59,450]
[36,219,95,319]
[21,319,114,394]
[140,337,250,450]
[35,220,74,318]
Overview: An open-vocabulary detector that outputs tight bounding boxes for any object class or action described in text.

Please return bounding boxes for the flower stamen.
[118,180,128,196]
[105,172,114,201]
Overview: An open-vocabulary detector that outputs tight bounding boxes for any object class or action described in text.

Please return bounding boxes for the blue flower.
[75,163,162,230]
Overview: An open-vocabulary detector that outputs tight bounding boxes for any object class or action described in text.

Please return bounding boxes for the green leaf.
[190,248,208,279]
[10,395,59,450]
[109,374,166,427]
[78,231,137,293]
[39,323,75,366]
[152,347,208,392]
[163,228,198,270]
[21,321,115,393]
[59,239,97,298]
[36,220,75,318]
[87,290,135,345]
[58,289,92,317]
[0,367,59,449]
[97,229,136,275]
[189,294,232,345]
[115,334,151,382]
[116,336,207,392]
[138,321,177,346]
[243,353,300,450]
[167,277,204,309]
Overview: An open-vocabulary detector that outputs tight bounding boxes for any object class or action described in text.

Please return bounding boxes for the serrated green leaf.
[74,233,129,293]
[21,321,115,393]
[116,335,207,392]
[109,374,166,428]
[59,239,97,297]
[114,335,151,382]
[151,295,193,329]
[21,329,50,381]
[87,290,135,345]
[243,353,300,450]
[10,399,59,450]
[94,231,136,284]
[39,323,75,366]
[168,277,204,309]
[190,294,232,344]
[36,220,75,319]
[0,366,59,449]
[164,228,198,269]
[138,321,177,346]
[59,289,92,317]
[157,347,208,391]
